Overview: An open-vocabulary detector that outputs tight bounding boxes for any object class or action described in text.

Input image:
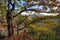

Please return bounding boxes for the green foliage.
[26,20,59,40]
[0,0,60,40]
[14,14,60,40]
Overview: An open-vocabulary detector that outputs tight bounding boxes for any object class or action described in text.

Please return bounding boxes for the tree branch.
[17,15,59,31]
[13,9,37,18]
[17,16,29,24]
[27,2,60,8]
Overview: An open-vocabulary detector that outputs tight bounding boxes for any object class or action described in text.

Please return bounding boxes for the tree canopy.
[0,0,60,40]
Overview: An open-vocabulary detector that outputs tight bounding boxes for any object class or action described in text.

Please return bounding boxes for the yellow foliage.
[28,17,33,21]
[42,20,59,28]
[28,20,59,34]
[37,27,51,32]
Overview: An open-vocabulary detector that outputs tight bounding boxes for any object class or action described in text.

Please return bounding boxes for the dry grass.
[3,32,35,40]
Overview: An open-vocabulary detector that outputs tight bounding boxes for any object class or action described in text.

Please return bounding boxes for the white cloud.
[21,11,58,16]
[52,7,58,10]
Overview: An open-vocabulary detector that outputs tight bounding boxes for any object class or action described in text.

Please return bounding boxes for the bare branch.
[13,9,37,18]
[17,16,29,25]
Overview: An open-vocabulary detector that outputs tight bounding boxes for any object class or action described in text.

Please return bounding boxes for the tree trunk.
[6,0,14,37]
[6,10,13,37]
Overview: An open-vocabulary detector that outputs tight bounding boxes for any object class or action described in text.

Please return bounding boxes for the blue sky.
[16,0,50,12]
[10,0,59,12]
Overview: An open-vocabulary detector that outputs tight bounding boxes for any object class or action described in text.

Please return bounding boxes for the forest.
[0,0,60,40]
